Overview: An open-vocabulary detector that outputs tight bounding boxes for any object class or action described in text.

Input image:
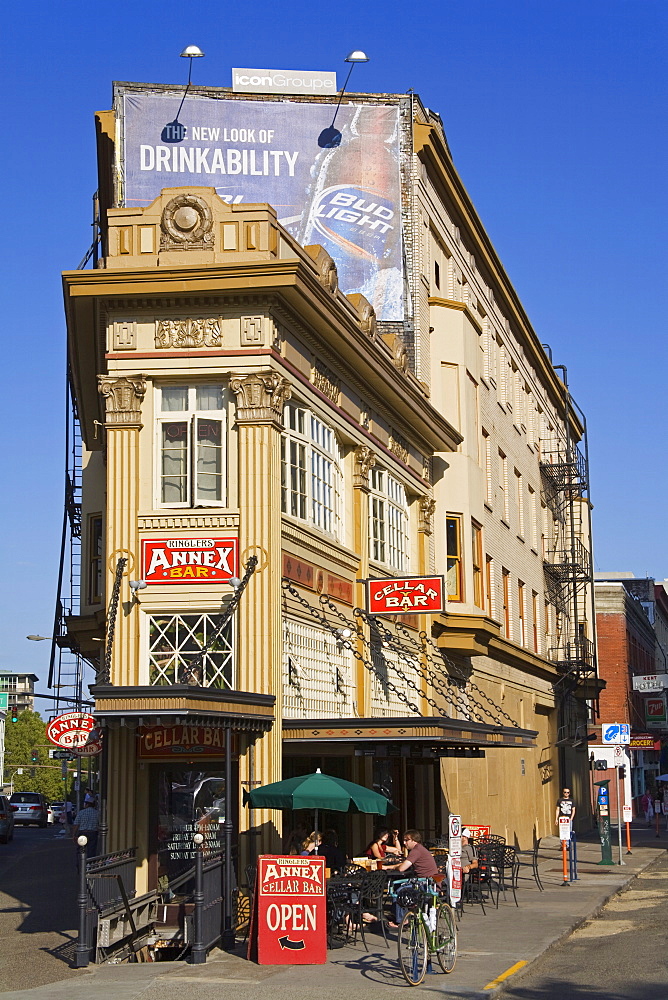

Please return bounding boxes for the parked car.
[0,795,15,843]
[9,792,49,827]
[50,801,67,823]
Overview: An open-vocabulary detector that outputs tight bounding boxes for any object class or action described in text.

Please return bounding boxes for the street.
[0,825,80,993]
[0,827,666,999]
[502,850,668,1000]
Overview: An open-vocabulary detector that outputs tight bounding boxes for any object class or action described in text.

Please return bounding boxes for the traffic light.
[618,765,626,779]
[594,759,608,770]
[30,748,38,764]
[10,707,18,723]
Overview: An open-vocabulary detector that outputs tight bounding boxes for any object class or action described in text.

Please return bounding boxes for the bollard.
[74,836,90,968]
[626,821,632,855]
[561,839,569,886]
[190,832,206,964]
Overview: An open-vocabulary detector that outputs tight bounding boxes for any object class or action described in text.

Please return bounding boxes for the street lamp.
[162,45,206,142]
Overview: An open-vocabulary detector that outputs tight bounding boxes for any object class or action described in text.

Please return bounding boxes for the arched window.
[281,402,343,539]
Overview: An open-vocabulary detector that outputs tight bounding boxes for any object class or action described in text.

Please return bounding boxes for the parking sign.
[602,724,630,745]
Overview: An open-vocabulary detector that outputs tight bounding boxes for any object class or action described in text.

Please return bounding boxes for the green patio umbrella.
[242,768,395,851]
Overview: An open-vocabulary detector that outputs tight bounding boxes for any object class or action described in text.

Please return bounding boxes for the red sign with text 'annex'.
[46,713,97,749]
[142,537,238,585]
[367,575,445,615]
[256,855,326,965]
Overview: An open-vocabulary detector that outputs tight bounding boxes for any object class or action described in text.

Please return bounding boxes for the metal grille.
[283,619,353,718]
[370,644,421,717]
[148,614,234,688]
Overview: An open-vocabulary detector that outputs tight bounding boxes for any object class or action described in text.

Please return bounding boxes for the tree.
[3,711,66,800]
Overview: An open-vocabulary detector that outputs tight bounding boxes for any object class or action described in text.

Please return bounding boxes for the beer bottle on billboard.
[298,105,403,321]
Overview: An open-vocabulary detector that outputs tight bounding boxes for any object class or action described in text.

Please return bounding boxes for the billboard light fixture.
[319,49,370,149]
[163,45,206,143]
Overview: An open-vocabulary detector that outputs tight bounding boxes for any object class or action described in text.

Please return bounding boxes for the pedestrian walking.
[72,802,99,859]
[555,787,576,827]
[640,789,653,826]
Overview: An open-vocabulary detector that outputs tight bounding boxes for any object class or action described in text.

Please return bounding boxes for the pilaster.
[231,371,290,852]
[353,446,375,718]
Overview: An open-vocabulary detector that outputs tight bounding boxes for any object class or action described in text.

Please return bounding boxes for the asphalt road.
[0,824,82,993]
[500,850,668,1000]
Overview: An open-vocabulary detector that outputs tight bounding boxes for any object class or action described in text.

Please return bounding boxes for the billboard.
[118,89,404,320]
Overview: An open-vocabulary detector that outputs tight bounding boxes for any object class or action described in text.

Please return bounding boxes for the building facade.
[0,672,38,715]
[60,81,596,901]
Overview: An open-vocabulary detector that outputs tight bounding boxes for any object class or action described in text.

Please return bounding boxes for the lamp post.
[162,45,206,142]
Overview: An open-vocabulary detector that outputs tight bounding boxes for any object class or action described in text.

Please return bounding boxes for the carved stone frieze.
[98,375,148,426]
[422,456,432,484]
[111,320,137,351]
[241,316,264,346]
[230,371,292,425]
[160,194,214,251]
[381,331,408,373]
[418,495,436,535]
[388,431,410,465]
[353,445,376,489]
[304,245,339,294]
[155,317,222,349]
[311,359,340,404]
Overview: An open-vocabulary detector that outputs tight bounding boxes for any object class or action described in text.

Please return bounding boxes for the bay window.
[281,402,343,539]
[369,467,409,573]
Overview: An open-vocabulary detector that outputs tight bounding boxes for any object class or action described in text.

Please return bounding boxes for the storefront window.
[156,766,227,885]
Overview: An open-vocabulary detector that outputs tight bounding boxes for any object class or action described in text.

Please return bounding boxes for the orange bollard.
[625,821,632,855]
[561,838,569,885]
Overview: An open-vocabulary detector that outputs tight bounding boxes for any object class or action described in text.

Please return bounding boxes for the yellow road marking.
[484,960,528,990]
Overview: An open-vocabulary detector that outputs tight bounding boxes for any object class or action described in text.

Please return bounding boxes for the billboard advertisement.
[118,90,404,320]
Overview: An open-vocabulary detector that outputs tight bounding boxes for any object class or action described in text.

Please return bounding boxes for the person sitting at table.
[383,829,439,878]
[364,826,403,861]
[299,830,322,855]
[460,828,478,876]
[320,828,346,872]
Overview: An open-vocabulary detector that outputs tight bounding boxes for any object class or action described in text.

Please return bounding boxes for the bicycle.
[390,878,457,985]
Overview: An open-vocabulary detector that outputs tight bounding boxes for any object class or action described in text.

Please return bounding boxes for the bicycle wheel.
[397,911,428,985]
[435,902,457,973]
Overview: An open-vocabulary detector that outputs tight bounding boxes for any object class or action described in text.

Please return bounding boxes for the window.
[502,568,510,637]
[446,515,464,601]
[281,402,343,538]
[472,520,484,608]
[369,467,409,572]
[434,259,440,289]
[486,555,493,618]
[518,580,526,645]
[482,429,492,505]
[88,514,103,605]
[532,591,539,653]
[515,469,524,538]
[148,614,233,689]
[528,485,538,551]
[157,384,226,507]
[499,450,509,523]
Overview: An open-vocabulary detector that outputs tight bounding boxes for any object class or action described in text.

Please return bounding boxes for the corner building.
[62,82,596,896]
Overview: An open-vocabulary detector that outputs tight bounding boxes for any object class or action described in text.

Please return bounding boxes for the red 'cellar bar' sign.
[367,575,446,615]
[142,537,238,584]
[255,855,326,965]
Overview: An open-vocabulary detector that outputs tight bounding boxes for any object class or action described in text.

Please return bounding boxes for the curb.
[491,848,667,996]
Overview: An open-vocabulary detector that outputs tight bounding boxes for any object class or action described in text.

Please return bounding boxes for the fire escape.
[540,366,598,746]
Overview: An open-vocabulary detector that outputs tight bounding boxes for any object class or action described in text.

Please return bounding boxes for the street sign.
[613,745,625,758]
[559,817,572,841]
[51,750,76,760]
[602,724,630,745]
[632,674,668,692]
[46,712,97,749]
[448,813,462,905]
[623,804,632,823]
[0,693,8,711]
[255,855,326,964]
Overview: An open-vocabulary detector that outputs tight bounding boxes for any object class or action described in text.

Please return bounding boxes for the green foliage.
[3,711,69,800]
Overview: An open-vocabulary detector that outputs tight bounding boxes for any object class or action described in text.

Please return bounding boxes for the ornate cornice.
[310,359,340,404]
[97,374,147,426]
[155,317,222,349]
[230,370,292,426]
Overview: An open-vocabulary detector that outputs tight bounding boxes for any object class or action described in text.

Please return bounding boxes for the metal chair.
[495,846,520,906]
[360,870,392,948]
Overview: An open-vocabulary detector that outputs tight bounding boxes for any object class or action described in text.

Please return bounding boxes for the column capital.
[230,371,291,426]
[353,445,376,490]
[418,494,436,535]
[98,374,148,427]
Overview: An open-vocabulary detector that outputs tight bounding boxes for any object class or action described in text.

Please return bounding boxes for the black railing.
[87,847,137,910]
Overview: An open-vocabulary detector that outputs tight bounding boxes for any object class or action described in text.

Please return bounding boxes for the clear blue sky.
[1,0,666,688]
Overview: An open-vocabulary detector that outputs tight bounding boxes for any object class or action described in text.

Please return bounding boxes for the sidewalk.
[2,824,666,1000]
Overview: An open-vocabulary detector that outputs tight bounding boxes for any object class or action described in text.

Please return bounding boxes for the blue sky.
[1,0,666,687]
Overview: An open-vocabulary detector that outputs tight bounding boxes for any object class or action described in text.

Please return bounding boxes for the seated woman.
[320,828,346,873]
[299,830,322,856]
[364,827,403,861]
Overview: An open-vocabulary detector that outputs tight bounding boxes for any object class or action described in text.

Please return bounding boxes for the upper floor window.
[369,467,409,573]
[148,613,233,689]
[281,402,343,539]
[157,385,226,507]
[88,514,103,605]
[446,515,463,601]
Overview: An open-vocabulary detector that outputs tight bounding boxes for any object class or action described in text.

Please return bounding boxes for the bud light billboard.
[117,89,404,320]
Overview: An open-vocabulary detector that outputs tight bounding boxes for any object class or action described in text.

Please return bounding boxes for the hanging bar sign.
[142,537,238,584]
[366,575,445,615]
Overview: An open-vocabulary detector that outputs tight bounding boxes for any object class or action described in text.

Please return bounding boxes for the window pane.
[196,419,222,502]
[162,422,188,503]
[161,387,188,411]
[196,385,224,410]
